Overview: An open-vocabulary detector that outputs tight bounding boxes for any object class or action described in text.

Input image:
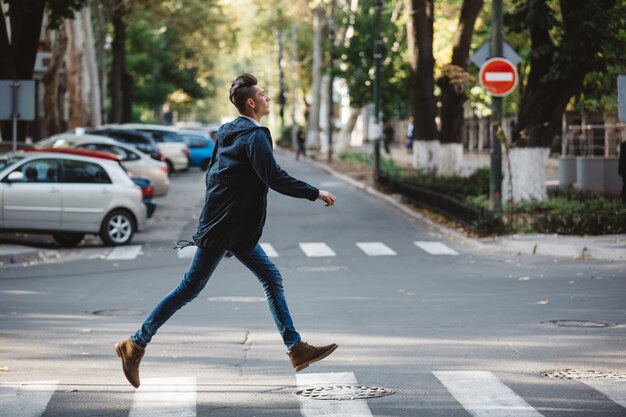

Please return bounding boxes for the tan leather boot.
[115,337,145,388]
[288,341,338,372]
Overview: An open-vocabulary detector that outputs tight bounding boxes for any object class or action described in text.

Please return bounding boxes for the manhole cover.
[296,385,395,400]
[542,320,618,328]
[91,309,145,316]
[543,369,626,381]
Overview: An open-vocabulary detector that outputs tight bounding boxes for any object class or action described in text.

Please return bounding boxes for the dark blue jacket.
[193,117,319,251]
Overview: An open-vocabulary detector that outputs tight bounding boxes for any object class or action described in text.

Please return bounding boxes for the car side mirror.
[6,171,24,182]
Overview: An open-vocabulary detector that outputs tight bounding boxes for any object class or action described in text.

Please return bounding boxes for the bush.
[335,151,626,235]
[337,151,402,178]
[508,198,626,235]
[402,168,490,201]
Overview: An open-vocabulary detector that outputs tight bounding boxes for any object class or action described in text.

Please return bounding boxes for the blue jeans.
[132,244,301,350]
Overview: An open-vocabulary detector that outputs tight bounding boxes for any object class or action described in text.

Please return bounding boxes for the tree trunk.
[513,0,617,148]
[110,2,127,123]
[42,26,68,136]
[439,0,483,145]
[335,107,361,154]
[65,14,86,129]
[406,0,438,141]
[306,7,324,148]
[93,1,108,124]
[82,7,101,127]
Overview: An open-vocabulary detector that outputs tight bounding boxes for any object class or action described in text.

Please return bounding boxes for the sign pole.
[373,0,383,180]
[11,81,20,152]
[489,0,503,210]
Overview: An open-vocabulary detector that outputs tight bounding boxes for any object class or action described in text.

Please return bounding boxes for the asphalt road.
[1,152,625,417]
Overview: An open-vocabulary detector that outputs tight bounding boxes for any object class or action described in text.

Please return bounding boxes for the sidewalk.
[304,147,624,262]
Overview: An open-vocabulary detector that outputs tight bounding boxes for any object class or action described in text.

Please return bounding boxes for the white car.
[0,151,147,247]
[37,133,170,196]
[117,124,190,174]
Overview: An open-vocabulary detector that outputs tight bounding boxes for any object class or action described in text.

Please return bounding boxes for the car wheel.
[201,158,212,170]
[165,160,173,176]
[100,209,135,246]
[52,233,85,248]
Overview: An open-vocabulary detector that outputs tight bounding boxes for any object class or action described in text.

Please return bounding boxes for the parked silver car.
[37,133,170,196]
[0,151,147,247]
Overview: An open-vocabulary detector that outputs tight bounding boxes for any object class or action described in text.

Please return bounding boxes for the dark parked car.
[89,128,162,162]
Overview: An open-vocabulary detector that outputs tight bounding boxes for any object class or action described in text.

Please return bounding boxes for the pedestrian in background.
[115,73,338,389]
[296,127,306,160]
[619,140,626,203]
[406,118,414,154]
[383,123,394,155]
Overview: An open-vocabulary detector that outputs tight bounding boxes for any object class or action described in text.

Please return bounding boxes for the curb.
[298,152,625,262]
[0,246,57,267]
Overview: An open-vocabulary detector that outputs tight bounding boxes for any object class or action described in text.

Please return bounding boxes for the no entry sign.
[479,58,518,97]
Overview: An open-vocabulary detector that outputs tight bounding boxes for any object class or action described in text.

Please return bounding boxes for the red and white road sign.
[479,57,518,97]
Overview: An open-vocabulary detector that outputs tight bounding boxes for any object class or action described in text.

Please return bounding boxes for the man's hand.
[317,190,337,207]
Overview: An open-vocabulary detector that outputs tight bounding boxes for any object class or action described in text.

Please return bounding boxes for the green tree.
[507,0,625,147]
[336,0,410,121]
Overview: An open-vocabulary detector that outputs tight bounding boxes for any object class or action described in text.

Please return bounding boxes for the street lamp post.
[489,0,503,210]
[327,0,336,163]
[373,0,383,179]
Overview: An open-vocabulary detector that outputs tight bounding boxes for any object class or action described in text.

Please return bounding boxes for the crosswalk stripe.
[0,380,58,417]
[296,372,373,417]
[177,246,197,259]
[578,379,626,409]
[433,371,543,417]
[129,377,196,417]
[414,241,459,255]
[260,242,279,257]
[356,242,396,256]
[107,245,142,260]
[299,242,336,257]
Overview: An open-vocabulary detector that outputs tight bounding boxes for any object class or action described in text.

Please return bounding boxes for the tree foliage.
[336,0,409,120]
[506,0,625,147]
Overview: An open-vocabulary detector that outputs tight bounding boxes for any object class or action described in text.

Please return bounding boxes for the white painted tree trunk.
[306,8,324,148]
[82,7,101,127]
[319,74,329,153]
[503,147,549,203]
[412,140,440,173]
[438,143,463,177]
[335,107,361,154]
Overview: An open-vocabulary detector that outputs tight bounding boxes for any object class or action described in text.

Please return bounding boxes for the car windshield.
[38,138,75,148]
[0,154,25,171]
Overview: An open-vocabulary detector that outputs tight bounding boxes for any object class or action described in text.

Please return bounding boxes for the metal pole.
[11,81,20,152]
[373,0,383,179]
[489,0,503,210]
[327,0,336,163]
[277,28,286,137]
[290,24,298,150]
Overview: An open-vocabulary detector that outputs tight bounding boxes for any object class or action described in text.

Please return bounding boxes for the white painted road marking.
[260,242,279,257]
[129,377,196,417]
[485,72,514,82]
[177,246,197,259]
[356,242,397,256]
[0,380,58,417]
[414,241,459,255]
[433,371,543,417]
[578,379,626,409]
[296,372,373,417]
[106,245,142,260]
[299,242,336,257]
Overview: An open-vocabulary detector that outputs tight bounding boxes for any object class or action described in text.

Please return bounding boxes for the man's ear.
[247,98,255,109]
